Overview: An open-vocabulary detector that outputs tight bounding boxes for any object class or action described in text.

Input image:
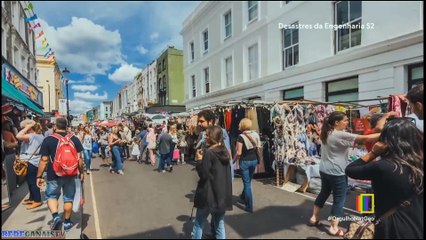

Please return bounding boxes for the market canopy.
[2,77,44,115]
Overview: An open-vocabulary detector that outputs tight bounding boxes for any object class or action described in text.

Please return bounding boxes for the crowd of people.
[1,83,423,239]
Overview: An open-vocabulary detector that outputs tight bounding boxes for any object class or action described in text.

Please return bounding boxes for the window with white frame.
[190,41,194,61]
[192,75,196,97]
[282,22,299,69]
[202,29,208,53]
[204,67,210,93]
[326,77,359,102]
[248,1,258,22]
[225,57,233,87]
[335,1,362,52]
[248,43,259,80]
[224,11,232,39]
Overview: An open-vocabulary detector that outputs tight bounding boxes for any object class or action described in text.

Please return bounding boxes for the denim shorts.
[46,177,76,203]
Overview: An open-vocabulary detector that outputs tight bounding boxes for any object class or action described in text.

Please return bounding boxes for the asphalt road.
[82,156,360,239]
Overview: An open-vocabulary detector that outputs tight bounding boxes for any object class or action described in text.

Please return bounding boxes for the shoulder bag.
[243,133,263,164]
[13,143,42,176]
[344,197,415,239]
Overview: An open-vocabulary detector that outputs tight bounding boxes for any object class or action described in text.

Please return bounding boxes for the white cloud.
[136,45,148,55]
[68,75,96,84]
[144,2,200,58]
[150,32,159,41]
[71,85,98,91]
[108,64,141,83]
[36,17,124,75]
[69,99,93,114]
[74,91,108,101]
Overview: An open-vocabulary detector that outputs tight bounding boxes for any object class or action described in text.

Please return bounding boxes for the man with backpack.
[36,118,84,232]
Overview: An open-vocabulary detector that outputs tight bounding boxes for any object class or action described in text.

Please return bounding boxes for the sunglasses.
[385,117,416,125]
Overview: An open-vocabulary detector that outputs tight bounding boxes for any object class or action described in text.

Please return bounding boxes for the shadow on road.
[109,198,348,239]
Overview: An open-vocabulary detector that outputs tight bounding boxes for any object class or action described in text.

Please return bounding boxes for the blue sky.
[32,1,199,114]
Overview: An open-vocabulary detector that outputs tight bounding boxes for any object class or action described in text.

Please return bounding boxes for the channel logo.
[356,194,375,214]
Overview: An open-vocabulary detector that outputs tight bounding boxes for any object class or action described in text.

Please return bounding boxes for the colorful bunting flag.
[24,3,33,11]
[30,23,41,31]
[41,43,50,51]
[35,30,44,39]
[42,38,47,45]
[44,48,52,57]
[24,14,38,22]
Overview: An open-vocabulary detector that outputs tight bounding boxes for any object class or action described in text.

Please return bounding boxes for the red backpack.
[51,133,79,176]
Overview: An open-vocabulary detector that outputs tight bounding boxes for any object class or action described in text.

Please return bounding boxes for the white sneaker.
[162,170,166,173]
[182,161,186,164]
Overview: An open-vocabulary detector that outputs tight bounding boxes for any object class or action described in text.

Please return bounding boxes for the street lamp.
[46,80,51,112]
[62,67,70,126]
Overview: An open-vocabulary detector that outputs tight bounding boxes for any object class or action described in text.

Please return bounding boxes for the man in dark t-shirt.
[36,118,84,232]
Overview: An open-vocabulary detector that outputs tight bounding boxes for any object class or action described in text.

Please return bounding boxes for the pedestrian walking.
[82,126,93,175]
[16,119,44,210]
[138,126,149,164]
[232,118,261,213]
[157,128,174,173]
[146,126,157,166]
[192,126,233,239]
[99,127,110,167]
[308,111,396,237]
[109,127,124,175]
[169,124,179,165]
[130,137,141,161]
[36,117,85,232]
[346,118,424,239]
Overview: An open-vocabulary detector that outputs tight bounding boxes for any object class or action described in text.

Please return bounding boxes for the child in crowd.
[130,137,141,161]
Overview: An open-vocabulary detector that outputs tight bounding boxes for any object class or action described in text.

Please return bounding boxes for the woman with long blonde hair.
[108,127,124,175]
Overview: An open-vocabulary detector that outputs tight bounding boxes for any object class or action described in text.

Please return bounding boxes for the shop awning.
[2,77,44,115]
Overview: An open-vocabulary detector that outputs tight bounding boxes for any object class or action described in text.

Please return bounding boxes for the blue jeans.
[26,163,41,202]
[46,176,76,203]
[111,146,123,171]
[314,172,348,218]
[192,207,226,239]
[159,153,172,171]
[83,149,92,171]
[239,159,258,211]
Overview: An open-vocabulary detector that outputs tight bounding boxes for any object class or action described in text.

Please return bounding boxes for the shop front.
[2,59,44,210]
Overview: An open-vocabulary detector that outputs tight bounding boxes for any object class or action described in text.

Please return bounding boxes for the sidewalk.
[1,182,82,239]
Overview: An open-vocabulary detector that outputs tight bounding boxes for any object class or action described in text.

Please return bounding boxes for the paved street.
[81,156,359,239]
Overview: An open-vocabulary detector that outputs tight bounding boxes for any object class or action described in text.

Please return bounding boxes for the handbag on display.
[13,144,41,177]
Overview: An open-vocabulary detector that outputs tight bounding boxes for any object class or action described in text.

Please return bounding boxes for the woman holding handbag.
[233,118,261,213]
[16,119,44,210]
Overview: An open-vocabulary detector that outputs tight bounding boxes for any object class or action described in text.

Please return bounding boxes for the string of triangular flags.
[23,2,65,83]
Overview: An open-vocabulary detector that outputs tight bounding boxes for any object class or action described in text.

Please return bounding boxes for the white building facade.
[2,1,37,86]
[127,80,138,113]
[181,1,424,109]
[99,101,112,121]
